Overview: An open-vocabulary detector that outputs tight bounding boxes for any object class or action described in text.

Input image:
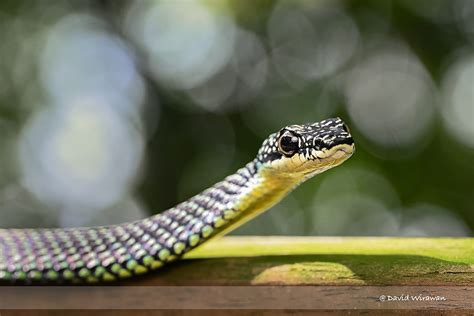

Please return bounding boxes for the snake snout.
[332,135,354,147]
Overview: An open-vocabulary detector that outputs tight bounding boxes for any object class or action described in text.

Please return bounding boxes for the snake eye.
[278,131,299,156]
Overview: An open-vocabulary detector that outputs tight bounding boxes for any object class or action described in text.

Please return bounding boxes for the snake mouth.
[296,144,354,176]
[335,144,355,155]
[312,143,355,161]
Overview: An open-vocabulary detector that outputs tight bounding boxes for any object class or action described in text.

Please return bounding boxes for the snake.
[0,117,354,284]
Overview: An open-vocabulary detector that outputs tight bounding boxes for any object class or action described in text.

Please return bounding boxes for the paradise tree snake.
[0,117,354,284]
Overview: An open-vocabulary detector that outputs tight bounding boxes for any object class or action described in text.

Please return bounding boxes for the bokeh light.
[269,2,359,87]
[399,203,470,237]
[242,84,343,137]
[187,29,269,112]
[73,196,148,227]
[0,185,56,228]
[345,42,435,153]
[400,0,454,24]
[40,14,145,120]
[441,51,474,148]
[15,12,147,227]
[311,167,400,236]
[0,0,471,236]
[126,0,236,90]
[19,100,144,226]
[313,194,399,236]
[453,0,474,40]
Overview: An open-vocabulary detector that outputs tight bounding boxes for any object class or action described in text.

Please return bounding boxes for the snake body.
[0,117,354,284]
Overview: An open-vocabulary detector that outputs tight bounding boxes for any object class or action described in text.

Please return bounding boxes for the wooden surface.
[1,236,473,315]
[134,236,474,286]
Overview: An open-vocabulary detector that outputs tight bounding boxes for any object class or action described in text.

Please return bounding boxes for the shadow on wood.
[131,253,473,286]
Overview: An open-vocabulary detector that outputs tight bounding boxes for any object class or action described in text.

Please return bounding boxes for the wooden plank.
[0,237,472,315]
[134,236,474,286]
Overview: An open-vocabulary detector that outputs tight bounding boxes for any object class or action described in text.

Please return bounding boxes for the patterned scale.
[0,163,256,284]
[0,118,355,284]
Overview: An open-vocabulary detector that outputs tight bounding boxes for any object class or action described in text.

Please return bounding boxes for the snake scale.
[0,117,354,284]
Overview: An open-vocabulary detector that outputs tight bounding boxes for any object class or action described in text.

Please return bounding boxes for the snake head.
[256,117,355,178]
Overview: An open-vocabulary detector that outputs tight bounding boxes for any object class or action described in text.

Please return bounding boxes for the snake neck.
[154,159,300,243]
[215,161,301,236]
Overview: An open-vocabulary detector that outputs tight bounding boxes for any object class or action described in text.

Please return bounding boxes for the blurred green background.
[0,0,472,237]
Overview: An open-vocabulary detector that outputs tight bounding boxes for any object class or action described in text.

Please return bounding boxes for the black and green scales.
[0,118,354,284]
